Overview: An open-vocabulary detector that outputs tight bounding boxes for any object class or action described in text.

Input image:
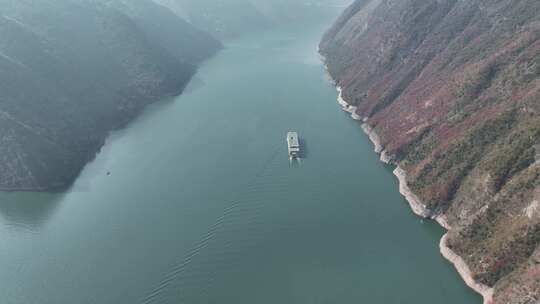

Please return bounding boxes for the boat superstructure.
[286,131,300,160]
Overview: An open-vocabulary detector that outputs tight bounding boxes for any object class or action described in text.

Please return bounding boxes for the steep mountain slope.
[320,0,540,303]
[103,0,219,63]
[0,0,220,190]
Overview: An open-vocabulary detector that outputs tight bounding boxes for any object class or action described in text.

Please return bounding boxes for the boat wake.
[140,147,293,304]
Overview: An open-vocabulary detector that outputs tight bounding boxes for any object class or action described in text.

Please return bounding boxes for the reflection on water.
[0,192,63,232]
[298,138,308,159]
[183,77,206,95]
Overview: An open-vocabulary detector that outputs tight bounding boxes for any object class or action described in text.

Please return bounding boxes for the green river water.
[0,3,480,304]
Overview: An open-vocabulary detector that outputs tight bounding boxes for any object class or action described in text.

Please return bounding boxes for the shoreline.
[336,86,363,121]
[329,77,494,304]
[440,234,495,304]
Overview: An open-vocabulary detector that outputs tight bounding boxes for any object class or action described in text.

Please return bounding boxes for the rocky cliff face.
[0,0,220,190]
[320,0,540,303]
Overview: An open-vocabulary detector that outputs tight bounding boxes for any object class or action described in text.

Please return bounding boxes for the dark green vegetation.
[0,0,220,190]
[320,0,540,302]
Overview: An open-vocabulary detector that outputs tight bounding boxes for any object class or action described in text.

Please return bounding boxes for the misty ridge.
[0,0,216,191]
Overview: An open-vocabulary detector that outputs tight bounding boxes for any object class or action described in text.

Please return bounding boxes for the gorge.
[0,0,538,303]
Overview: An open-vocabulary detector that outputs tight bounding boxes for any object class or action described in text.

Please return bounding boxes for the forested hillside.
[320,1,540,303]
[0,0,220,190]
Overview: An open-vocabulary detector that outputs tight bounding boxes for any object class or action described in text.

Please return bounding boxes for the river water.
[0,3,480,304]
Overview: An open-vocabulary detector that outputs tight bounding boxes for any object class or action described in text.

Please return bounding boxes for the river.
[0,3,480,304]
